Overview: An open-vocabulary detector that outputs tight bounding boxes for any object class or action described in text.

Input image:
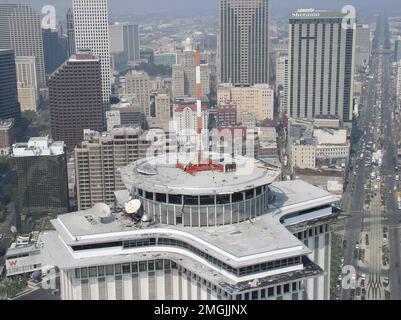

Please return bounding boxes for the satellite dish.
[125,199,141,214]
[10,226,17,234]
[141,214,151,223]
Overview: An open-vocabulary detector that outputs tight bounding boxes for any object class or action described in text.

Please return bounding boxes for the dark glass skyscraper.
[219,0,270,85]
[11,136,69,230]
[42,28,68,76]
[0,49,21,122]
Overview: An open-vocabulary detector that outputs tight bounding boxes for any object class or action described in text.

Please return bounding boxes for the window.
[169,194,182,204]
[232,192,243,202]
[261,289,266,299]
[122,263,131,274]
[284,284,290,293]
[139,262,147,272]
[89,267,97,278]
[106,265,114,276]
[184,195,199,205]
[268,287,274,297]
[80,267,88,278]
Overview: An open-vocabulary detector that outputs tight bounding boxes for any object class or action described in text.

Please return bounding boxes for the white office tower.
[219,0,270,85]
[287,9,355,123]
[21,150,341,300]
[73,0,111,120]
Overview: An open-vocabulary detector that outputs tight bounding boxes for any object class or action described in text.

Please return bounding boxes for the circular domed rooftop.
[121,152,280,196]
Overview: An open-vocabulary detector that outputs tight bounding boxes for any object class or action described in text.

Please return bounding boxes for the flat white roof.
[121,152,280,196]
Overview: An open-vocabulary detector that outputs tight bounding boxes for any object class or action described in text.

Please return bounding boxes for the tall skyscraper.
[49,52,103,151]
[109,23,140,64]
[287,9,355,122]
[0,4,46,88]
[72,0,111,120]
[394,38,401,63]
[219,0,270,85]
[0,49,21,122]
[123,24,140,63]
[66,8,76,57]
[15,56,39,112]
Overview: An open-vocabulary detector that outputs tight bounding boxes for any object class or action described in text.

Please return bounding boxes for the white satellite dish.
[10,226,17,234]
[125,199,141,214]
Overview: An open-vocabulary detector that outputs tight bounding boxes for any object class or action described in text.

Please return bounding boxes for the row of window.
[136,185,269,205]
[72,236,303,278]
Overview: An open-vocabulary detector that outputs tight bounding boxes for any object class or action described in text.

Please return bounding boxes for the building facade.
[73,0,111,118]
[49,53,103,151]
[42,28,69,76]
[15,56,38,112]
[124,71,151,117]
[354,24,371,70]
[219,0,270,85]
[11,137,69,227]
[30,155,339,300]
[0,49,21,122]
[0,4,46,88]
[173,103,209,145]
[74,128,150,210]
[217,84,274,124]
[172,40,210,101]
[66,8,76,57]
[287,9,355,122]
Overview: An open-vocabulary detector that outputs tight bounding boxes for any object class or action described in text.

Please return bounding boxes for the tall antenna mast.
[195,47,203,164]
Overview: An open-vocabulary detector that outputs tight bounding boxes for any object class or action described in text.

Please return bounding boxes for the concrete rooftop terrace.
[121,152,281,196]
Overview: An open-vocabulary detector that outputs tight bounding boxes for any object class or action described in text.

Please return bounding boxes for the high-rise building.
[287,9,355,123]
[109,23,140,64]
[109,24,124,53]
[11,136,69,228]
[217,83,274,124]
[74,128,150,210]
[172,38,210,100]
[73,0,111,119]
[42,28,68,76]
[0,49,21,122]
[0,4,46,88]
[49,53,103,151]
[124,71,151,117]
[219,0,270,85]
[123,24,140,63]
[394,39,401,63]
[276,55,288,115]
[66,8,76,57]
[15,56,39,112]
[355,24,371,70]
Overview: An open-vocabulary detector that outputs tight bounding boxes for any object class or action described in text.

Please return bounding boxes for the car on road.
[365,235,369,245]
[343,240,347,249]
[355,242,360,250]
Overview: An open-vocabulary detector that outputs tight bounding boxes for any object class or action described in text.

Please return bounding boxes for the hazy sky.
[2,0,400,19]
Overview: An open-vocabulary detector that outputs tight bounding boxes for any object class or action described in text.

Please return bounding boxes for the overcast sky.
[1,0,400,18]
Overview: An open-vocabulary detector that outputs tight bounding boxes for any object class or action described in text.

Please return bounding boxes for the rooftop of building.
[121,152,280,196]
[0,118,14,129]
[12,136,65,157]
[48,179,339,268]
